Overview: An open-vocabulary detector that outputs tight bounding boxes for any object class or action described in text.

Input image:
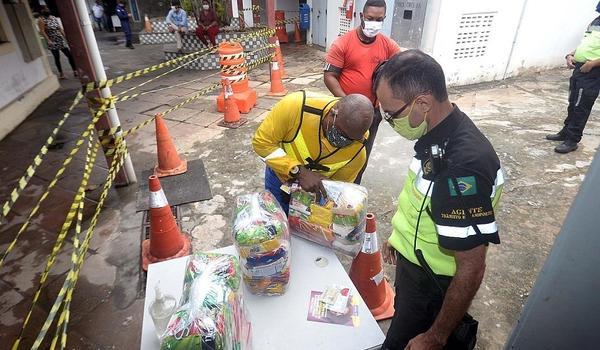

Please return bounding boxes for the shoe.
[58,73,66,79]
[128,45,135,49]
[554,140,578,154]
[546,132,566,141]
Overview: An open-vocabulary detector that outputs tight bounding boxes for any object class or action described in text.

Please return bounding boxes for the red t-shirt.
[326,29,401,103]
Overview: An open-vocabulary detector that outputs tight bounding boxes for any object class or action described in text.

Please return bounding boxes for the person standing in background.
[195,0,219,47]
[324,0,401,184]
[91,1,105,31]
[38,6,78,79]
[116,0,134,49]
[166,0,189,53]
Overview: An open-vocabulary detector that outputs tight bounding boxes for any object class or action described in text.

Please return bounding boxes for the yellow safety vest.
[281,91,365,178]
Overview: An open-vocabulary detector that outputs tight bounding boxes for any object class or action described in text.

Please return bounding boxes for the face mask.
[203,4,210,10]
[362,20,383,38]
[326,109,354,148]
[381,101,428,140]
[42,11,50,17]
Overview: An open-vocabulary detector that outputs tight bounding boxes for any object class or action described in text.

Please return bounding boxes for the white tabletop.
[141,236,385,350]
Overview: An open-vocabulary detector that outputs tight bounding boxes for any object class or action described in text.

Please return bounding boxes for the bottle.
[149,282,177,338]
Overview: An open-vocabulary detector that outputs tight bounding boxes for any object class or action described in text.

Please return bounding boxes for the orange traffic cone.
[294,21,302,44]
[349,213,395,320]
[144,15,153,33]
[218,79,248,128]
[141,175,191,271]
[268,58,287,96]
[274,39,286,78]
[154,114,187,177]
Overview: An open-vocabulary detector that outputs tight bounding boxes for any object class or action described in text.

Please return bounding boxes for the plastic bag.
[233,191,291,296]
[289,180,368,256]
[160,253,252,350]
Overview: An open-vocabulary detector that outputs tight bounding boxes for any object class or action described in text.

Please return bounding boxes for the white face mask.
[362,20,383,38]
[202,4,210,10]
[171,6,176,10]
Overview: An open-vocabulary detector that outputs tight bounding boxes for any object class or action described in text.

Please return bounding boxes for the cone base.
[218,117,248,129]
[141,234,191,271]
[268,89,288,96]
[217,89,257,114]
[371,280,395,321]
[154,159,188,178]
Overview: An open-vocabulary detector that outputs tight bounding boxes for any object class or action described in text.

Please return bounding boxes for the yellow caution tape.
[18,133,100,350]
[82,27,275,93]
[0,91,84,221]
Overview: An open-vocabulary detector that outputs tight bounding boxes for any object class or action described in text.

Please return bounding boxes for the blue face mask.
[326,109,354,148]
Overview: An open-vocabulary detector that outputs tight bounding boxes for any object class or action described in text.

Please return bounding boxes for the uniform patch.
[448,176,477,196]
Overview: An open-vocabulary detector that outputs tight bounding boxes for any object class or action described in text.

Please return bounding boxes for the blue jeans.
[265,167,289,214]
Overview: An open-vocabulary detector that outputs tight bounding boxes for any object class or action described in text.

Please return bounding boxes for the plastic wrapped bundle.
[233,191,291,296]
[289,180,368,257]
[160,253,252,350]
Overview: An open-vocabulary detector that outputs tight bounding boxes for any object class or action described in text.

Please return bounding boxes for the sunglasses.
[379,102,412,123]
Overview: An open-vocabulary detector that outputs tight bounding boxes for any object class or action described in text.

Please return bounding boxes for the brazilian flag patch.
[448,176,477,196]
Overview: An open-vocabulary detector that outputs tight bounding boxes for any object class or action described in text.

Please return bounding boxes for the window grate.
[453,12,496,60]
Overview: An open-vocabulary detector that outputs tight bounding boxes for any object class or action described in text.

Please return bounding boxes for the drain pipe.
[73,0,137,185]
[503,0,529,80]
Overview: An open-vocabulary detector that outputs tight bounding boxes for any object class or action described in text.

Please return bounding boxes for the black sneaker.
[554,140,578,154]
[546,132,566,141]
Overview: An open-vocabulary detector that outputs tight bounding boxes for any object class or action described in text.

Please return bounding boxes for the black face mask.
[42,11,50,17]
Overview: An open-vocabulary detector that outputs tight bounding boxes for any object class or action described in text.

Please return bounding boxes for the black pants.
[354,107,382,184]
[382,253,454,350]
[559,64,600,143]
[50,48,76,74]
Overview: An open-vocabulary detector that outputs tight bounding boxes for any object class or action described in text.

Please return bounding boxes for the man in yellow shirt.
[252,91,373,212]
[546,6,600,153]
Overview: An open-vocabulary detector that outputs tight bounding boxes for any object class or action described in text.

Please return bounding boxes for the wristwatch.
[289,165,300,178]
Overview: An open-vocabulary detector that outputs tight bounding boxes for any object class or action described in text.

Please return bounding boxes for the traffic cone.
[154,114,187,177]
[268,58,287,96]
[349,213,395,320]
[294,21,302,44]
[141,175,191,271]
[274,39,286,78]
[144,15,153,33]
[218,79,248,128]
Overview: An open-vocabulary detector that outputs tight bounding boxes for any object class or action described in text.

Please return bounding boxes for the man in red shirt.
[324,0,401,184]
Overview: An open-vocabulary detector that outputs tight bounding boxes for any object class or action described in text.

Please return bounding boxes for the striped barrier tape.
[29,139,128,350]
[276,17,300,25]
[0,99,113,269]
[16,132,100,350]
[0,92,84,221]
[82,27,275,93]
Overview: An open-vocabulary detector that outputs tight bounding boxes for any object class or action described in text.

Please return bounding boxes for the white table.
[141,236,385,349]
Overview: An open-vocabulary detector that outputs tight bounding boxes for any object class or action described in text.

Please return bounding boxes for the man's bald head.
[335,94,374,140]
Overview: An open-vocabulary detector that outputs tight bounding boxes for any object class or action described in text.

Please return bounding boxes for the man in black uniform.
[546,4,600,153]
[374,50,504,350]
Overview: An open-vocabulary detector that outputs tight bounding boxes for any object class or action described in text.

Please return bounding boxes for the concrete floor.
[1,31,599,349]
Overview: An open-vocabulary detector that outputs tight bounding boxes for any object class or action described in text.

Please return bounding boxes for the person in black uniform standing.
[546,4,600,153]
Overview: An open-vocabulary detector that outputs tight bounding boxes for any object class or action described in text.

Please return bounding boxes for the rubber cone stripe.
[370,270,385,286]
[361,232,378,254]
[150,190,169,208]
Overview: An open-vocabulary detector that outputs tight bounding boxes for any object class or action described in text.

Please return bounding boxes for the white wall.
[504,0,598,78]
[421,0,599,86]
[326,0,341,50]
[0,5,49,109]
[0,3,58,140]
